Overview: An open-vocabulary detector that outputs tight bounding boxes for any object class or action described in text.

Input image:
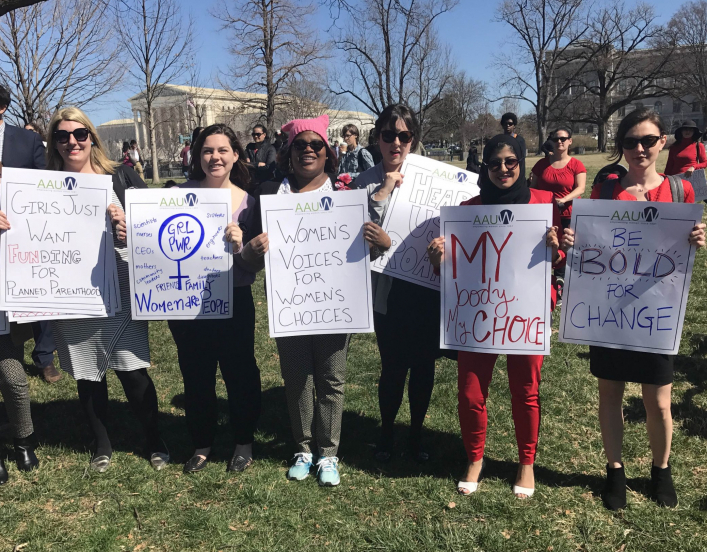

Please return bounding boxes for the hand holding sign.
[158,213,205,291]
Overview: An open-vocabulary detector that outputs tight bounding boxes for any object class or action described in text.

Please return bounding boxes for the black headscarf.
[479,134,531,205]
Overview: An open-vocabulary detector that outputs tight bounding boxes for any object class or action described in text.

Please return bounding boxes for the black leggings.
[77,368,162,457]
[168,286,261,449]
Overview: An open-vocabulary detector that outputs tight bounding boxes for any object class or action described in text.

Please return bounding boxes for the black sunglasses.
[380,130,414,144]
[487,157,520,172]
[292,139,326,152]
[550,136,570,143]
[620,135,661,150]
[53,128,90,144]
[252,132,263,138]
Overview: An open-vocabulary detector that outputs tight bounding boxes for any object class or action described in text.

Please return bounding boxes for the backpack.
[596,164,685,203]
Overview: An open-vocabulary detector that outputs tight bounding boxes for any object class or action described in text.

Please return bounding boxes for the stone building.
[97,84,375,163]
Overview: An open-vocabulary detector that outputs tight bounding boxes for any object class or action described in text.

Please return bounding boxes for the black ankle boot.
[0,458,7,484]
[14,435,39,472]
[602,464,627,511]
[651,464,678,507]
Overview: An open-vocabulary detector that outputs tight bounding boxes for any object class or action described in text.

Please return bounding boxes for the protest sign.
[261,189,374,337]
[371,154,480,290]
[0,168,113,315]
[680,169,707,202]
[440,203,553,355]
[559,199,703,354]
[125,188,233,320]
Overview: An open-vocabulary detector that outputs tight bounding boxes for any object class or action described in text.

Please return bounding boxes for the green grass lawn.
[2,162,707,551]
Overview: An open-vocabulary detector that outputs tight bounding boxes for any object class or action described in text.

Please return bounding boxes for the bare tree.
[667,0,707,123]
[495,0,593,147]
[0,0,121,130]
[331,0,458,116]
[276,76,344,126]
[0,0,45,17]
[214,0,324,132]
[426,72,486,147]
[558,3,675,151]
[115,0,194,184]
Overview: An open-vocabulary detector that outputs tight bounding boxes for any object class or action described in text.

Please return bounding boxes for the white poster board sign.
[559,200,703,354]
[440,203,553,355]
[125,188,233,320]
[261,189,374,337]
[0,168,113,315]
[372,154,480,289]
[680,169,707,202]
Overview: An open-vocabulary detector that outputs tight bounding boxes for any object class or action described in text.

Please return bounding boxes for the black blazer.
[1,124,46,169]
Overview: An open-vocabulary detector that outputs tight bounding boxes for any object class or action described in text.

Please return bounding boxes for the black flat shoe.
[227,455,253,473]
[14,435,39,472]
[602,464,627,511]
[651,464,678,508]
[0,458,7,484]
[183,454,209,474]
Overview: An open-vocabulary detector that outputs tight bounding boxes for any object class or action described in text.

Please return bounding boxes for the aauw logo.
[611,207,659,223]
[456,172,468,183]
[185,193,198,206]
[37,177,77,190]
[295,196,334,213]
[64,177,77,190]
[472,209,514,225]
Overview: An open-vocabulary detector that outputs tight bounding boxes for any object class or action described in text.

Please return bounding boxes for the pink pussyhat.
[282,114,330,147]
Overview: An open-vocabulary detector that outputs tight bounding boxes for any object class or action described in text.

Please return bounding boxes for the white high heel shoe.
[513,485,535,498]
[457,480,479,495]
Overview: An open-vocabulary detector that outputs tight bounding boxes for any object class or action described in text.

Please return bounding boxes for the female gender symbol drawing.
[158,213,205,290]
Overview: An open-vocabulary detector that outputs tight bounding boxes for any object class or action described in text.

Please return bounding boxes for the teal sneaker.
[317,456,340,487]
[287,452,313,481]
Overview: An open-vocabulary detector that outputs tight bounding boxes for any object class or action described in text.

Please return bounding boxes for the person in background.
[366,128,383,165]
[501,112,527,177]
[356,104,444,463]
[539,139,555,159]
[46,106,169,473]
[170,124,261,475]
[24,122,46,146]
[121,141,133,168]
[273,130,285,151]
[0,85,60,385]
[163,179,178,188]
[245,124,276,184]
[129,140,144,179]
[180,140,191,179]
[337,123,374,184]
[562,108,706,511]
[466,145,480,173]
[244,114,351,487]
[664,120,706,177]
[529,126,586,303]
[428,134,564,499]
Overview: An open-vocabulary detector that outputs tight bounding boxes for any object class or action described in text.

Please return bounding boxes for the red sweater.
[591,175,695,203]
[664,139,707,175]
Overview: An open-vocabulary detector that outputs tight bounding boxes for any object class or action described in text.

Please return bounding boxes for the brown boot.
[39,362,62,383]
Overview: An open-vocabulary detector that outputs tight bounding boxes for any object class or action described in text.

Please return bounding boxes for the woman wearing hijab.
[563,108,706,510]
[355,104,444,463]
[428,134,564,499]
[243,114,351,487]
[664,120,706,177]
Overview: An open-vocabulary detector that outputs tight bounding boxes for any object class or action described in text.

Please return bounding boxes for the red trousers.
[457,352,543,465]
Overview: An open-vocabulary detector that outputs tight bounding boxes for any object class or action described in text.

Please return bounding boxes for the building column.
[132,109,141,146]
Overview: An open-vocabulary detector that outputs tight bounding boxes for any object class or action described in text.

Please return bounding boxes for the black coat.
[245,140,277,182]
[1,124,46,169]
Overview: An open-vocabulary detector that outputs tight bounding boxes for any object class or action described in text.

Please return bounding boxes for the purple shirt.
[179,180,258,287]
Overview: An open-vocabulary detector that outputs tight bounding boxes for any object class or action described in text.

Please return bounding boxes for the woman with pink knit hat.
[243,114,352,487]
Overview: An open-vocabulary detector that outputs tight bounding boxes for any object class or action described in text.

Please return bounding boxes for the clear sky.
[86,0,676,126]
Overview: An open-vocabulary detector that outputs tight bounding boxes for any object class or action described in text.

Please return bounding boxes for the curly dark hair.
[188,124,251,190]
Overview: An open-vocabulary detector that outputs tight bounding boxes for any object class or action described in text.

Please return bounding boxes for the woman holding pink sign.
[428,134,564,499]
[562,108,706,511]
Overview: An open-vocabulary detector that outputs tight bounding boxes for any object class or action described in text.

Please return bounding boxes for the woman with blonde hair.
[46,107,168,473]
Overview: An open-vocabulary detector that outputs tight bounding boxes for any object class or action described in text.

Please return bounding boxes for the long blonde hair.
[46,107,118,174]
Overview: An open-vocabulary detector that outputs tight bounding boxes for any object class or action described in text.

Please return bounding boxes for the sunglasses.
[53,128,90,144]
[292,139,326,152]
[550,136,570,143]
[487,157,520,172]
[380,130,414,144]
[620,135,661,150]
[252,132,263,138]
